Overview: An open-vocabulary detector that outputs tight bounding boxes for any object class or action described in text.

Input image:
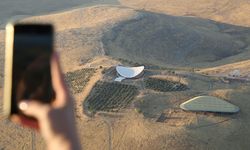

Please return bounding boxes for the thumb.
[18,100,50,119]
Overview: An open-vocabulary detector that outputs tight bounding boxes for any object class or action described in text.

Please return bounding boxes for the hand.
[14,53,81,150]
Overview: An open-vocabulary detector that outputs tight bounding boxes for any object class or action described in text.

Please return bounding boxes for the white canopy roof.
[116,65,144,78]
[114,76,126,82]
[180,96,239,113]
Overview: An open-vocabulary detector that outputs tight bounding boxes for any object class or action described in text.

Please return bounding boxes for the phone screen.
[11,24,55,115]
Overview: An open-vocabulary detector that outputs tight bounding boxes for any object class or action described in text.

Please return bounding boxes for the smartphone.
[3,23,55,119]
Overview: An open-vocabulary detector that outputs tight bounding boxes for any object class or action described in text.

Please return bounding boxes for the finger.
[50,52,68,105]
[11,115,39,130]
[51,52,66,94]
[18,100,49,119]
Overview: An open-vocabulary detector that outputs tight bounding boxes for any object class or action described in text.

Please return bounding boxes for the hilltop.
[120,0,250,27]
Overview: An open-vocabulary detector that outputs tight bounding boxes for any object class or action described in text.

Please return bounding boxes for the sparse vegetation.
[65,68,96,94]
[84,81,138,114]
[116,58,142,66]
[144,78,188,92]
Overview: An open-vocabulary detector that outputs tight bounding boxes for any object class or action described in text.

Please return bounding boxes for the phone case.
[3,23,14,118]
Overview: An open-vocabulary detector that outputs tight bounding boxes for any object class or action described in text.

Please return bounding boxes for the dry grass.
[120,0,250,27]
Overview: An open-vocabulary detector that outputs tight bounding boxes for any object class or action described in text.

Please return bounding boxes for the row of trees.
[145,78,188,92]
[85,81,138,113]
[64,68,96,94]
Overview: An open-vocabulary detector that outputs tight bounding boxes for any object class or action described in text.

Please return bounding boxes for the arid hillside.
[0,2,250,150]
[198,59,250,78]
[0,0,119,29]
[15,6,139,72]
[120,0,250,27]
[103,11,250,68]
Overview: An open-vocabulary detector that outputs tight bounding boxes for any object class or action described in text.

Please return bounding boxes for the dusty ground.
[1,1,250,150]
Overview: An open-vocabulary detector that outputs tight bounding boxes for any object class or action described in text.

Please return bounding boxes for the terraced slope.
[84,81,138,114]
[144,78,188,92]
[65,68,96,94]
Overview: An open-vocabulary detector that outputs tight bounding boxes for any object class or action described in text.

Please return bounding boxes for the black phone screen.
[11,24,55,115]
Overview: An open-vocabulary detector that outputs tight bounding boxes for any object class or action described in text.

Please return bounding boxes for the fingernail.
[18,101,28,111]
